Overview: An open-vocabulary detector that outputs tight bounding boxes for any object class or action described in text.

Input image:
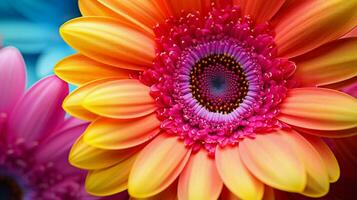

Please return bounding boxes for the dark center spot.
[0,175,24,200]
[190,54,249,114]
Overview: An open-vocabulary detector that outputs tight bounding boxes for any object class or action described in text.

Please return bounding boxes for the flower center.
[141,6,294,155]
[190,53,248,114]
[0,175,24,200]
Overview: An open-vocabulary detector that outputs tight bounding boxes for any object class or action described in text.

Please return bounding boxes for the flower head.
[0,46,95,199]
[56,0,357,199]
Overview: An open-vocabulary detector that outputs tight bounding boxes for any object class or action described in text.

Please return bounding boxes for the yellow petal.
[303,135,340,183]
[274,0,357,58]
[82,79,157,119]
[277,88,357,130]
[239,0,285,24]
[281,130,329,197]
[216,146,264,200]
[178,150,223,200]
[55,54,133,86]
[98,0,166,34]
[239,131,306,192]
[69,136,138,170]
[60,17,155,70]
[86,154,137,196]
[84,113,160,150]
[63,78,117,121]
[78,0,154,37]
[128,134,191,198]
[293,38,357,86]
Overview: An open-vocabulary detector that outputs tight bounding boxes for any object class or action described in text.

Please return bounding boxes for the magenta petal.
[7,75,68,143]
[36,117,88,174]
[342,82,357,98]
[0,47,26,115]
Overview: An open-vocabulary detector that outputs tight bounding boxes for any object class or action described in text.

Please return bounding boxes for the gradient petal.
[303,135,340,183]
[178,150,223,200]
[8,76,67,143]
[294,126,357,138]
[129,134,191,198]
[293,38,357,86]
[0,47,26,115]
[83,113,160,150]
[165,0,212,17]
[216,145,264,200]
[82,79,156,119]
[239,131,306,192]
[282,130,329,197]
[86,154,137,196]
[239,0,285,24]
[70,136,139,170]
[97,0,166,35]
[274,0,357,58]
[62,78,120,121]
[35,118,88,174]
[60,17,155,71]
[277,88,357,130]
[55,54,132,86]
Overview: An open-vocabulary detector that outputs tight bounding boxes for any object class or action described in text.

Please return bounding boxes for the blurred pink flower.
[0,46,121,199]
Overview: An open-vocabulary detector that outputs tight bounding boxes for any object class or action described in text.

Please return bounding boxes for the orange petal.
[293,126,357,138]
[281,130,329,197]
[55,54,133,86]
[216,146,264,200]
[274,0,357,58]
[131,182,178,200]
[165,0,212,17]
[128,134,191,198]
[60,17,155,71]
[219,187,240,200]
[293,38,357,86]
[277,88,357,130]
[262,186,275,200]
[98,0,166,34]
[239,131,306,192]
[239,0,285,24]
[178,151,223,200]
[69,136,138,170]
[83,113,160,150]
[63,78,118,121]
[86,154,137,196]
[303,135,340,183]
[82,79,157,119]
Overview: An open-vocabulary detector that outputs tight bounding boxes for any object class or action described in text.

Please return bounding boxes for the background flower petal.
[0,47,26,115]
[7,76,67,143]
[239,0,285,24]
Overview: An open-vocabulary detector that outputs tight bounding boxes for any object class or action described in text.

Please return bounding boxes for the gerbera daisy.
[55,0,357,199]
[0,46,99,199]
